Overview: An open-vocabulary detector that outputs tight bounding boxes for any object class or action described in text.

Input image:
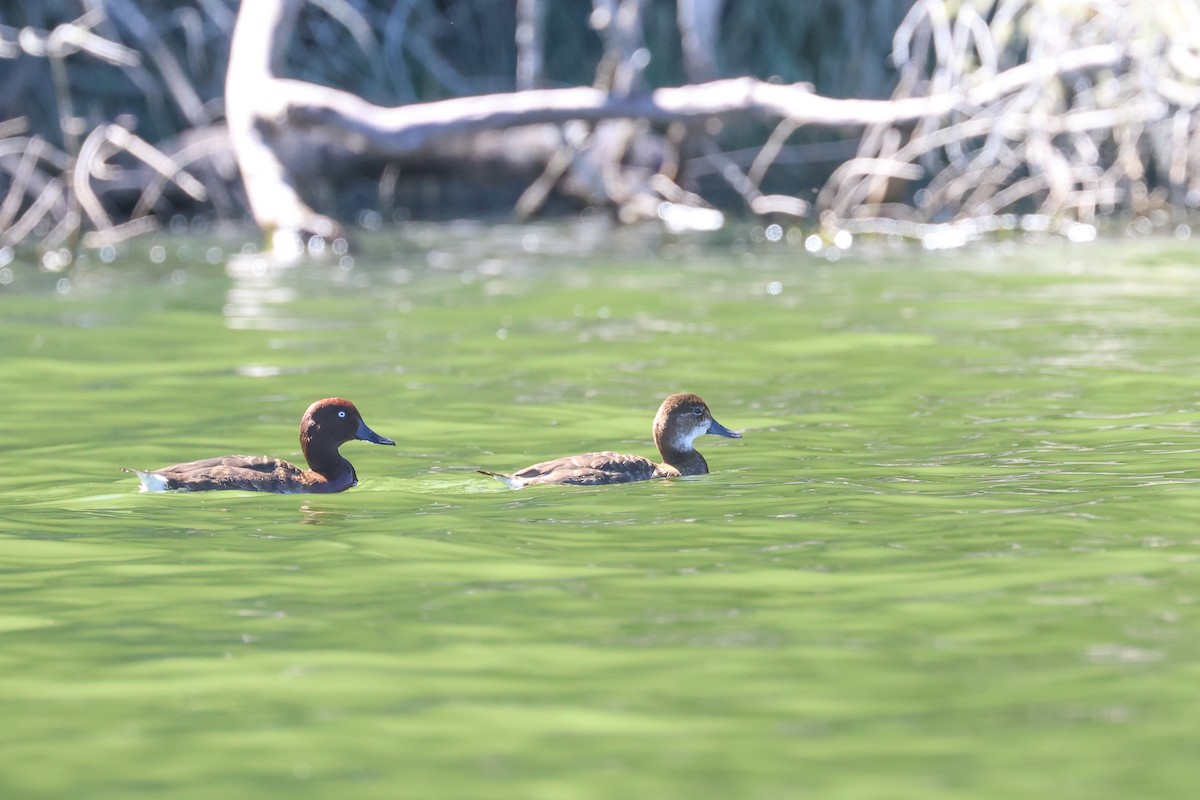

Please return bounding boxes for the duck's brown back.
[512,451,665,486]
[149,455,326,493]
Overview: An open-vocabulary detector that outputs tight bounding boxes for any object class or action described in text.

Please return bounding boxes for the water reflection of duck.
[479,393,742,488]
[124,398,393,493]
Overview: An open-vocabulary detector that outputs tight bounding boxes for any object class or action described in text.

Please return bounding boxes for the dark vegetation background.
[8,0,1187,255]
[0,0,910,226]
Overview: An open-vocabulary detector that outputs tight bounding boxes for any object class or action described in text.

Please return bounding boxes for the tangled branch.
[0,8,220,258]
[812,0,1200,241]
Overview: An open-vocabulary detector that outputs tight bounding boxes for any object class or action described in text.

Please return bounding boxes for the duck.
[124,398,394,493]
[479,392,741,488]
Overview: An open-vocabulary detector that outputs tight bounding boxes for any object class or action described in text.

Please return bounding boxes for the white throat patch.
[669,420,708,452]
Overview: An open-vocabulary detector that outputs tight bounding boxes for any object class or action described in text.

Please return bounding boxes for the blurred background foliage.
[0,0,909,151]
[7,0,1193,253]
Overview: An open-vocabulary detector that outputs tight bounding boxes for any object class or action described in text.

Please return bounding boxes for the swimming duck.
[479,392,741,488]
[124,398,394,493]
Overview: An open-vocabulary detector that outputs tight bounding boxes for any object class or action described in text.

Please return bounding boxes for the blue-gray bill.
[356,419,395,446]
[708,418,741,438]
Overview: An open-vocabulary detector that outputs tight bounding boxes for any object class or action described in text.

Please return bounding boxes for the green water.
[2,225,1199,799]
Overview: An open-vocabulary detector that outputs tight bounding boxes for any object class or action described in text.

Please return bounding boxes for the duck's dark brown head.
[652,392,741,462]
[300,398,395,456]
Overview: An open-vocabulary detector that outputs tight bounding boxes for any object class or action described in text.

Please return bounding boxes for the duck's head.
[653,392,741,454]
[301,398,395,450]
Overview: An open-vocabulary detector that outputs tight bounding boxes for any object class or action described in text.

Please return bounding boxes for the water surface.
[2,225,1199,799]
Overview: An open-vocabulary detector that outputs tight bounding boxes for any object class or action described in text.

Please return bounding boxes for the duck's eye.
[337,410,347,418]
[692,406,704,416]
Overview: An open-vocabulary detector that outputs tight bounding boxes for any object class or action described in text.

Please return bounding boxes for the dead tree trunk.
[226,0,344,250]
[678,0,723,83]
[515,0,546,92]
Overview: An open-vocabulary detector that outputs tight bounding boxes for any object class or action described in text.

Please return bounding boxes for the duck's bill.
[357,419,396,446]
[707,418,742,438]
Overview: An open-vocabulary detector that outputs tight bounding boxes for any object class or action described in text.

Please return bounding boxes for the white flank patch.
[485,472,526,489]
[131,470,171,493]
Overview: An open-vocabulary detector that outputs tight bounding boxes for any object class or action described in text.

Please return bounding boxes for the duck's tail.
[477,469,524,489]
[121,468,171,493]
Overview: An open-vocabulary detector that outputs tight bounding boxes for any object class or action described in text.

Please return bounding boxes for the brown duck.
[124,398,394,493]
[479,393,742,488]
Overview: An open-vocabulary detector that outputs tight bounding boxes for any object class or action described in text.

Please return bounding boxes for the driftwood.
[221,3,777,240]
[225,0,1174,251]
[0,8,222,256]
[4,0,1199,258]
[816,0,1200,243]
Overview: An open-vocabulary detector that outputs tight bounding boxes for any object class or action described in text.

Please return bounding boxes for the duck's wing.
[138,455,309,492]
[511,451,663,486]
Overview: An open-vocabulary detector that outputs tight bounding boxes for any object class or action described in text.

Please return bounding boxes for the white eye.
[338,410,346,418]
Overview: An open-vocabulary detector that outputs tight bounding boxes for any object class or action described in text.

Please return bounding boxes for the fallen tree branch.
[224,0,1132,247]
[273,42,1127,156]
[816,0,1189,238]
